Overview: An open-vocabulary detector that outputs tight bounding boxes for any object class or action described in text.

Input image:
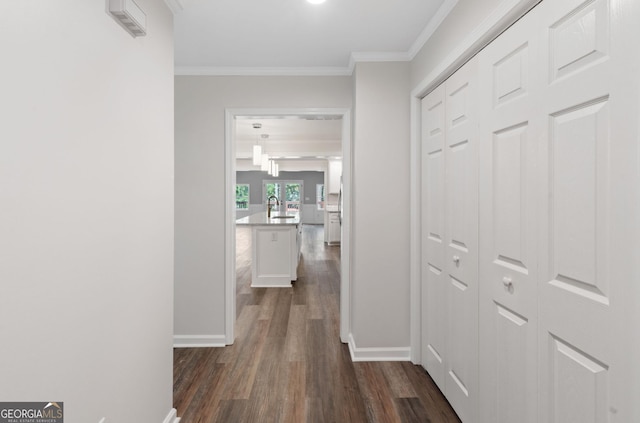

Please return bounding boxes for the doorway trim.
[224,107,352,344]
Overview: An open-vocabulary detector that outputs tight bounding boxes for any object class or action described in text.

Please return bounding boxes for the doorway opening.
[224,108,352,345]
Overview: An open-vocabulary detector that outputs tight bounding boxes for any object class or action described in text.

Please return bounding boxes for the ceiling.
[235,116,343,160]
[171,0,456,162]
[173,0,452,73]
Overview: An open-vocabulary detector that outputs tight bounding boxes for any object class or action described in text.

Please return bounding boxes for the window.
[264,180,303,213]
[284,183,301,212]
[316,184,325,210]
[265,182,282,215]
[235,184,249,210]
[265,182,281,199]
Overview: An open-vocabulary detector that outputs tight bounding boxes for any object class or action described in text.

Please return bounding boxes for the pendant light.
[251,123,262,166]
[252,144,262,166]
[273,163,279,177]
[258,133,270,169]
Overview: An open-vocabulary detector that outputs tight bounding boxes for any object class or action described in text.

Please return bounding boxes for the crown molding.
[163,0,184,15]
[407,0,458,60]
[348,51,412,73]
[174,66,353,76]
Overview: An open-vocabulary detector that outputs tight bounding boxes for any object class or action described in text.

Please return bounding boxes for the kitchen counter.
[236,212,302,288]
[236,212,301,226]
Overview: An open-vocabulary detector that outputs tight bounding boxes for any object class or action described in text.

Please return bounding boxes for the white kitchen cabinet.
[327,160,342,194]
[326,211,340,245]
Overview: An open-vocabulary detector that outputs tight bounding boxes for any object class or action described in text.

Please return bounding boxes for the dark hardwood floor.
[174,224,461,423]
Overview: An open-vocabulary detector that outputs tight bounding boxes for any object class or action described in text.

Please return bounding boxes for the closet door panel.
[478,6,541,423]
[420,85,447,389]
[444,56,479,423]
[537,0,639,421]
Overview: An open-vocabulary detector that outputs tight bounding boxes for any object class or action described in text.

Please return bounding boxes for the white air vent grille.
[109,0,146,37]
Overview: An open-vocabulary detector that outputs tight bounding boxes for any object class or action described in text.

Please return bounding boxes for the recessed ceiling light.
[307,0,326,4]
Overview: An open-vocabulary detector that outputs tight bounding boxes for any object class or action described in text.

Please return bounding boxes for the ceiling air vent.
[109,0,146,37]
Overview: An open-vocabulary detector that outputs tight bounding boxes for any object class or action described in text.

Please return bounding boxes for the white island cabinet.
[236,212,302,287]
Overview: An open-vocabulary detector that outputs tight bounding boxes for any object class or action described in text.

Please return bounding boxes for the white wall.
[351,62,411,352]
[175,76,352,341]
[0,2,174,422]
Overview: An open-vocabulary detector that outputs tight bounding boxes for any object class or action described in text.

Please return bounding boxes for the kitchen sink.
[271,215,296,219]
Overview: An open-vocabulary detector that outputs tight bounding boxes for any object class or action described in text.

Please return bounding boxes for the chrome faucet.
[267,195,280,218]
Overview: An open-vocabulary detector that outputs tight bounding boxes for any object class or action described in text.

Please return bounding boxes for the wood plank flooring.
[174,224,461,423]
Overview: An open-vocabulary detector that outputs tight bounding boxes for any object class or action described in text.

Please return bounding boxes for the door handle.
[502,276,513,291]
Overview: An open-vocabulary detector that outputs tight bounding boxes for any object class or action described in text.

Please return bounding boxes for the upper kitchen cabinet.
[327,160,342,194]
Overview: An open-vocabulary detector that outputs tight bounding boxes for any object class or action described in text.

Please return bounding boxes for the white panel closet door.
[443,57,479,423]
[421,0,639,421]
[421,84,447,390]
[421,57,479,423]
[536,0,639,421]
[477,6,541,423]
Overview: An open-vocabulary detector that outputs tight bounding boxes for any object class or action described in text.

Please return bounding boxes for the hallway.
[173,225,460,422]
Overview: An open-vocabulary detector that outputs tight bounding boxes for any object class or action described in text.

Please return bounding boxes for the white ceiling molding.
[407,0,459,60]
[347,51,412,73]
[163,0,184,14]
[174,66,353,77]
[349,51,412,63]
[345,0,460,72]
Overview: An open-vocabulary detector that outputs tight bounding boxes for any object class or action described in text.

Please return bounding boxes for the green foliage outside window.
[285,184,300,202]
[266,183,280,199]
[236,184,249,210]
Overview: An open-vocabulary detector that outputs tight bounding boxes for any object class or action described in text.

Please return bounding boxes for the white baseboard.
[347,333,411,362]
[163,408,180,423]
[96,408,180,423]
[173,334,227,348]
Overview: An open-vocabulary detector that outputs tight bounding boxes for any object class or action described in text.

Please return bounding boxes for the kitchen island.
[236,212,302,288]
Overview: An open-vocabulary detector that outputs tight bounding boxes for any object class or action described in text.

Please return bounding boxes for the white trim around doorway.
[224,108,352,345]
